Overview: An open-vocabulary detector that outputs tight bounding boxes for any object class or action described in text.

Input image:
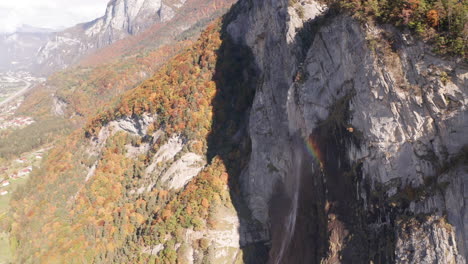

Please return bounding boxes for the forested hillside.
[10,11,260,262]
[2,0,236,163]
[19,42,190,120]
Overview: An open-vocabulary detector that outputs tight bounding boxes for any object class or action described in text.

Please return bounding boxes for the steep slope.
[10,16,261,263]
[35,0,189,75]
[7,0,468,264]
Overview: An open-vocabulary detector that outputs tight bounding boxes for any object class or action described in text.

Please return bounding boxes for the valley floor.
[0,72,44,108]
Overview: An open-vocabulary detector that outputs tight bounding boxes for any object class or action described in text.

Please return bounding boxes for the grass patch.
[0,232,11,264]
[0,176,28,215]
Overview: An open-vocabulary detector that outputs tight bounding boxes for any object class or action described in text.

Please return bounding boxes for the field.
[0,176,29,215]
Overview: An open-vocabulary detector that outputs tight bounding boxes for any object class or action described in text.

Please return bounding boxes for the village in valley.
[0,146,49,263]
[0,142,52,263]
[0,71,48,263]
[0,71,44,131]
[0,72,50,212]
[0,99,35,130]
[0,163,33,198]
[0,70,47,211]
[0,149,45,202]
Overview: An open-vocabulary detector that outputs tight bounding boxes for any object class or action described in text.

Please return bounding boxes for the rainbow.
[305,136,324,169]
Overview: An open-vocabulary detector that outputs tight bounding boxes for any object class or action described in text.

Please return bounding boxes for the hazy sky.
[0,0,110,33]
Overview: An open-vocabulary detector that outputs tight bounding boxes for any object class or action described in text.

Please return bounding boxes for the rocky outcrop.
[227,0,467,262]
[85,113,157,173]
[86,114,206,192]
[395,216,463,264]
[160,152,205,189]
[51,95,68,116]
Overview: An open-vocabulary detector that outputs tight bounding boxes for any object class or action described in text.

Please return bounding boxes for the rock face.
[89,0,164,38]
[395,216,462,264]
[35,0,186,74]
[227,0,467,262]
[85,114,205,192]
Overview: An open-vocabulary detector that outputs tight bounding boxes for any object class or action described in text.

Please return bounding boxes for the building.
[18,167,32,177]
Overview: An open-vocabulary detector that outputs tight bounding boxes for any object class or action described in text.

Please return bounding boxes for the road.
[0,78,32,108]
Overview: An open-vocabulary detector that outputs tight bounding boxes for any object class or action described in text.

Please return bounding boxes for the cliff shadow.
[205,4,270,264]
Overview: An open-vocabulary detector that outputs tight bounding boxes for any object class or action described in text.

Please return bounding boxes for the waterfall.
[274,136,305,264]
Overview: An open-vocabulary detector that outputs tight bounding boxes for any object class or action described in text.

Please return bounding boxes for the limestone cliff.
[227,0,467,262]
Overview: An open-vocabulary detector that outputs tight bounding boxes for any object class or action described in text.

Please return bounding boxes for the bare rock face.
[51,96,68,116]
[227,0,467,262]
[35,0,185,74]
[85,0,164,42]
[395,216,463,264]
[85,114,205,192]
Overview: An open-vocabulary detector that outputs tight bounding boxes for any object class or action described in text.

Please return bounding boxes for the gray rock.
[227,0,467,262]
[395,216,463,264]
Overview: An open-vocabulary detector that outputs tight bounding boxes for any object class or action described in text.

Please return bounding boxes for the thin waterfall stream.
[268,132,329,264]
[274,139,304,264]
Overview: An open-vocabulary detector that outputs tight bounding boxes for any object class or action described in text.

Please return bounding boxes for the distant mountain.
[35,0,189,75]
[15,25,58,34]
[0,30,52,72]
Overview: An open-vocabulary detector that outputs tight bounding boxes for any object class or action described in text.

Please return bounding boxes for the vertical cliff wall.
[227,0,468,262]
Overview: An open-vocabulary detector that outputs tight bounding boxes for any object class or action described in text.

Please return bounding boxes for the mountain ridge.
[34,0,186,75]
